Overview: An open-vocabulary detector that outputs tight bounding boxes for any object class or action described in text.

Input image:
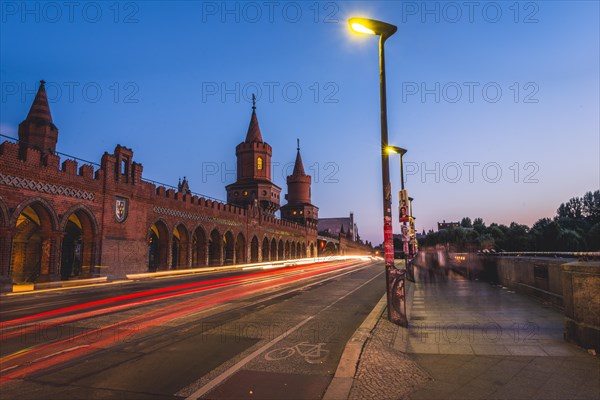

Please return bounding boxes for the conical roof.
[245,95,263,143]
[292,139,306,176]
[26,80,53,125]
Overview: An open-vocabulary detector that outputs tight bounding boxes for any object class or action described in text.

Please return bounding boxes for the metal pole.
[400,153,405,190]
[379,36,407,326]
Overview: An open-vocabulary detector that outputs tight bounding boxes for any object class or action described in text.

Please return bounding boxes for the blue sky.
[1,1,598,243]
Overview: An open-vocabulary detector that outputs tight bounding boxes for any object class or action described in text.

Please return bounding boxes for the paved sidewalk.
[347,267,599,400]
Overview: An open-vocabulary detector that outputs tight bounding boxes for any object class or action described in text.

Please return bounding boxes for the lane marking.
[0,262,372,371]
[31,345,90,363]
[2,281,131,297]
[0,364,20,374]
[184,266,384,399]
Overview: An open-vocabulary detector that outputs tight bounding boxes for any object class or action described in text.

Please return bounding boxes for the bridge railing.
[476,251,600,260]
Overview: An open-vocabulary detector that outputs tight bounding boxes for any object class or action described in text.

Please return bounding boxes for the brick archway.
[262,237,270,262]
[278,239,284,260]
[11,199,59,283]
[235,232,246,264]
[192,226,208,267]
[223,231,235,265]
[148,220,169,272]
[59,205,99,280]
[270,238,277,261]
[172,224,190,269]
[208,228,222,266]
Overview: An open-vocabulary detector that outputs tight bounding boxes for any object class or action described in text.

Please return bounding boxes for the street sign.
[399,189,410,222]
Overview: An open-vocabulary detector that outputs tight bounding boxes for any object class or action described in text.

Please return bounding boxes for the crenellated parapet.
[1,82,320,283]
[0,140,102,188]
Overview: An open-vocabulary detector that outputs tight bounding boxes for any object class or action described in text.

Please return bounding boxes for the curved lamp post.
[386,146,407,190]
[349,18,407,326]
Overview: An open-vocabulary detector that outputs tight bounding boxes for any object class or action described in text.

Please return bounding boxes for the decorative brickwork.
[0,83,320,286]
[0,173,95,201]
[153,206,242,227]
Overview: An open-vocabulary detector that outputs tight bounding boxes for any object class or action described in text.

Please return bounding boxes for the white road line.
[2,300,75,313]
[0,364,20,374]
[184,265,383,399]
[31,345,90,363]
[182,261,373,322]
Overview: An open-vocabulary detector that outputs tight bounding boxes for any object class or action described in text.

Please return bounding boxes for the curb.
[322,293,388,400]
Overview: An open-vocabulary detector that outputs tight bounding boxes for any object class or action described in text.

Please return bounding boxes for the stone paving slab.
[347,267,599,400]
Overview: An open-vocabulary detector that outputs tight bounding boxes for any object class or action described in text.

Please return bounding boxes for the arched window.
[257,157,263,170]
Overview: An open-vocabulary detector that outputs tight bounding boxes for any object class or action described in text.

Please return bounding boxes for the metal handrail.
[0,133,100,167]
[1,133,231,205]
[140,178,228,204]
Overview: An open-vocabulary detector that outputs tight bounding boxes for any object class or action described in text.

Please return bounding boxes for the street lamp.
[349,17,407,326]
[386,146,407,190]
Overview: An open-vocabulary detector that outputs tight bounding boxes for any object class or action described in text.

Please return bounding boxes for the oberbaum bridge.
[0,81,370,290]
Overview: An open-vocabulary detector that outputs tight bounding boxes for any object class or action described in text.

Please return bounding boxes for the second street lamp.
[386,146,407,191]
[349,17,407,326]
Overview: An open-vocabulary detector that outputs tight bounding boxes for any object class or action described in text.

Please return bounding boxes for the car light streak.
[0,260,334,329]
[0,261,347,342]
[0,260,372,381]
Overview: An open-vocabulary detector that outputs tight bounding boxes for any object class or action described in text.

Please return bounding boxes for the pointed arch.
[11,199,58,283]
[59,205,99,280]
[192,226,208,267]
[223,231,235,265]
[148,219,169,272]
[284,240,291,259]
[172,223,190,269]
[262,237,270,262]
[296,242,302,258]
[208,228,222,266]
[270,238,277,261]
[10,196,59,231]
[278,239,284,260]
[235,232,246,264]
[250,235,259,263]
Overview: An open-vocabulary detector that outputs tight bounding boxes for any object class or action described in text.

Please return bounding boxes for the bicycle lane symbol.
[264,342,329,364]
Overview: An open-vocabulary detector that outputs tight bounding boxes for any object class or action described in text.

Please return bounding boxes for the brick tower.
[18,80,58,155]
[281,139,319,224]
[226,96,281,214]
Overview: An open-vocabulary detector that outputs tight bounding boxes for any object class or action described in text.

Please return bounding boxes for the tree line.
[419,190,600,252]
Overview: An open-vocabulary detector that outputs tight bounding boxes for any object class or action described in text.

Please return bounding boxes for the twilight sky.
[1,1,598,244]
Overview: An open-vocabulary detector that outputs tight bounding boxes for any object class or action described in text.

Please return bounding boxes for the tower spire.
[292,139,306,176]
[26,80,54,126]
[245,94,263,143]
[19,79,59,155]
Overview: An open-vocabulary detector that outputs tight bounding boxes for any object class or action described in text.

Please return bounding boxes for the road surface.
[1,258,385,399]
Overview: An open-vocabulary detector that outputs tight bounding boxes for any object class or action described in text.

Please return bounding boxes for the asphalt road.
[0,259,385,399]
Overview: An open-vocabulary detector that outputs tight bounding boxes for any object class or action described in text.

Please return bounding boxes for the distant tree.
[473,218,486,234]
[543,222,563,251]
[504,222,532,251]
[557,197,584,219]
[421,189,597,252]
[486,224,506,247]
[557,229,585,251]
[555,217,589,237]
[531,218,559,251]
[587,223,600,250]
[582,190,600,224]
[477,233,495,249]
